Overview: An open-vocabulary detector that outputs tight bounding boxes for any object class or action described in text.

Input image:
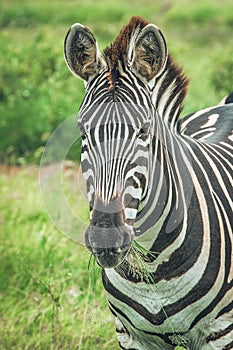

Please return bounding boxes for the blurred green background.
[0,1,233,349]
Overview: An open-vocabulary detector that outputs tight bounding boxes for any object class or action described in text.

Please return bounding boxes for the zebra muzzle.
[85,224,134,268]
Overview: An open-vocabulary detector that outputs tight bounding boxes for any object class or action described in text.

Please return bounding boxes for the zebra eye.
[137,122,150,140]
[81,133,87,141]
[78,121,87,138]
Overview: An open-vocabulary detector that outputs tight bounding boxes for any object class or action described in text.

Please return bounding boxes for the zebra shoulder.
[178,103,233,144]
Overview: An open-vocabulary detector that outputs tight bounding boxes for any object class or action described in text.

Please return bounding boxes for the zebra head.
[64,17,168,268]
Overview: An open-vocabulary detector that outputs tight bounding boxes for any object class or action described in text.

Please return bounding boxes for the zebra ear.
[130,24,167,82]
[64,24,105,81]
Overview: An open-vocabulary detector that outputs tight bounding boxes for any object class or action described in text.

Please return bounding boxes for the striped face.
[64,19,167,267]
[79,101,151,267]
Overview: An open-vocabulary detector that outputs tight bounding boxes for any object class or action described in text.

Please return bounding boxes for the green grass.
[0,166,118,349]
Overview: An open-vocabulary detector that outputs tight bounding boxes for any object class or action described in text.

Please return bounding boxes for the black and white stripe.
[64,17,233,350]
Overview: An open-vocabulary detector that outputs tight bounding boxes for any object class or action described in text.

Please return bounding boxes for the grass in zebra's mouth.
[126,240,158,282]
[88,254,102,291]
[87,241,157,289]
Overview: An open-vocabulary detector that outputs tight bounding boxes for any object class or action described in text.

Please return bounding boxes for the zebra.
[64,17,233,350]
[218,92,233,106]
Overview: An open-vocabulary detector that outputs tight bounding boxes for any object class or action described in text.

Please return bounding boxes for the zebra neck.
[135,116,189,254]
[149,54,189,128]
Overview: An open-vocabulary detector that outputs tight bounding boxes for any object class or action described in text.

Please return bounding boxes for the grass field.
[0,0,233,349]
[0,165,118,349]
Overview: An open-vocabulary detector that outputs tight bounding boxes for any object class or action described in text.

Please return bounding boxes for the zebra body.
[64,17,233,349]
[103,102,233,350]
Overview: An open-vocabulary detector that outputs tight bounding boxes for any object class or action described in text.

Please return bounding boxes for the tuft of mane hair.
[103,16,189,113]
[104,16,149,68]
[218,92,233,106]
[158,54,189,116]
[226,92,233,104]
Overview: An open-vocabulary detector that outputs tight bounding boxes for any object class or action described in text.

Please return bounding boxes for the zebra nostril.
[85,224,133,249]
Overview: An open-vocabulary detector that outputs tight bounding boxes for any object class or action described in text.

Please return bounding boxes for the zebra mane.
[103,16,149,69]
[103,16,149,89]
[153,54,189,123]
[103,16,189,122]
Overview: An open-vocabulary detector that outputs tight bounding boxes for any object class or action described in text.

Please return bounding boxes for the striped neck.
[134,109,191,255]
[149,54,189,128]
[132,56,190,247]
